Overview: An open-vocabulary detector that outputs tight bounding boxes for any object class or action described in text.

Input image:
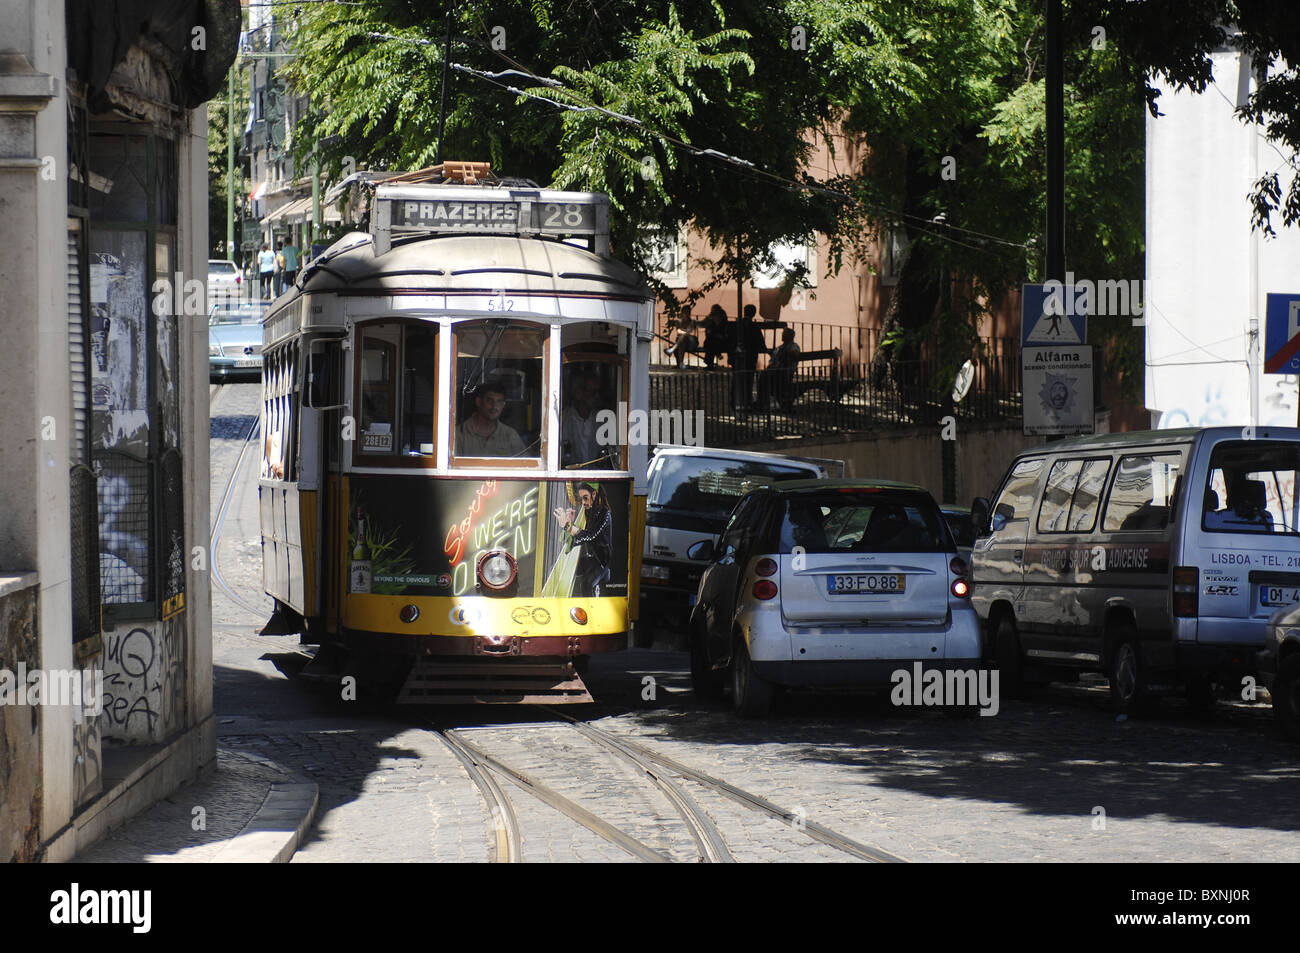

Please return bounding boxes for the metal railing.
[648,355,1021,446]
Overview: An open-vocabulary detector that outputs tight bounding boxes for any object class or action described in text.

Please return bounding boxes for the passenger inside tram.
[561,365,615,468]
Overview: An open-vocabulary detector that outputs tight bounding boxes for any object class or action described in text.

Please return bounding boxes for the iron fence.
[649,355,1021,447]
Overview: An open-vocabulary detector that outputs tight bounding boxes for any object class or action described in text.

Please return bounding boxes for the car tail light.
[477,550,517,591]
[756,557,778,577]
[235,275,241,284]
[951,578,970,598]
[1172,566,1198,617]
[752,579,778,600]
[949,557,968,577]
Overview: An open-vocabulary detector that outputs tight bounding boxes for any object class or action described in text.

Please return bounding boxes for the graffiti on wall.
[99,614,186,742]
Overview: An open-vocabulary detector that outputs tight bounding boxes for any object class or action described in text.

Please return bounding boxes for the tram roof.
[287,231,652,301]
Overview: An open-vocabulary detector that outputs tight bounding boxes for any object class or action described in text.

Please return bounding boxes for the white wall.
[1146,49,1300,429]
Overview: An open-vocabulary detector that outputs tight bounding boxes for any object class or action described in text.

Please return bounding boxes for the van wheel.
[689,626,725,701]
[731,639,774,718]
[1109,625,1149,714]
[993,615,1027,699]
[1274,654,1300,742]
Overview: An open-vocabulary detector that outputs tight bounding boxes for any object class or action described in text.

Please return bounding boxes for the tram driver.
[458,381,526,457]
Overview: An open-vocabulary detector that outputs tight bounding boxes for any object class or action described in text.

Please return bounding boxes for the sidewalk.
[75,747,317,863]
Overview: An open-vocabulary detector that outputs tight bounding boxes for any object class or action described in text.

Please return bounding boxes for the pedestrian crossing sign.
[1022,283,1087,346]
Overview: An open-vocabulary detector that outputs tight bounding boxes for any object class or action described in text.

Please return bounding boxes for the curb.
[211,780,319,863]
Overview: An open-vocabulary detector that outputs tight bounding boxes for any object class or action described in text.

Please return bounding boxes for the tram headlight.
[477,550,517,592]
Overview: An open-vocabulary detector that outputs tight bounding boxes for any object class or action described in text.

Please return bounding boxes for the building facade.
[0,0,238,862]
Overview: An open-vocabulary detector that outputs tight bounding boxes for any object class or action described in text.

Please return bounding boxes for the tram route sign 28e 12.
[372,185,610,256]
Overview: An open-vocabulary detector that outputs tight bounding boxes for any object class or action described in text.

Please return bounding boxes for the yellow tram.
[257,165,652,702]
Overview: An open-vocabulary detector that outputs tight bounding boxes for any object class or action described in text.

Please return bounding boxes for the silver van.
[970,426,1300,712]
[639,446,843,640]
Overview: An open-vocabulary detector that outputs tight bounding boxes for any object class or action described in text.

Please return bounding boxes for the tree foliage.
[277,0,1299,399]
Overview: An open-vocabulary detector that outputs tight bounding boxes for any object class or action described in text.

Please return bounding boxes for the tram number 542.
[487,295,514,312]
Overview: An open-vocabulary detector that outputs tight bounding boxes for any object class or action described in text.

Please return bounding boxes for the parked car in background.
[1261,603,1300,740]
[970,426,1300,713]
[639,446,843,643]
[207,259,241,302]
[208,302,265,380]
[687,479,977,717]
[941,504,977,563]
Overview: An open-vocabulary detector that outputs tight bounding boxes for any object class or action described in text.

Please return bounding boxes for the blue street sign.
[1264,293,1300,375]
[1022,283,1087,346]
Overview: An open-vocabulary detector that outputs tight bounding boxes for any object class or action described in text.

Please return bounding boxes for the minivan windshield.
[1202,441,1300,535]
[648,456,813,519]
[779,491,949,554]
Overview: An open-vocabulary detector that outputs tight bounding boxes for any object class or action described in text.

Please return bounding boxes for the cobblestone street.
[209,383,1300,863]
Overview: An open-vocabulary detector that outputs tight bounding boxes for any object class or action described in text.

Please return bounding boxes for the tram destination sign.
[372,185,610,256]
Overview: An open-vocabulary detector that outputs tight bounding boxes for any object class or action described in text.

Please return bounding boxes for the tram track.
[209,383,277,626]
[535,705,905,863]
[422,706,901,864]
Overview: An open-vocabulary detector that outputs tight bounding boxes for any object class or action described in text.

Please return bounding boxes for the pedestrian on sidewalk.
[258,243,275,299]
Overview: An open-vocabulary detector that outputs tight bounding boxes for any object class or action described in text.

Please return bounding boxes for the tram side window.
[453,321,545,461]
[359,333,396,454]
[357,323,438,458]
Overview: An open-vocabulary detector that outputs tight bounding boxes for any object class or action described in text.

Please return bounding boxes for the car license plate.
[235,358,259,368]
[1261,585,1300,607]
[827,573,905,594]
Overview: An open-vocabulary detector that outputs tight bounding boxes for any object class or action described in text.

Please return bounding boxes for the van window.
[1067,459,1112,532]
[991,458,1044,530]
[1103,452,1182,531]
[1203,441,1300,535]
[1038,459,1083,533]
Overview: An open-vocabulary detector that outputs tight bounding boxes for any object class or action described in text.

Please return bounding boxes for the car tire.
[993,614,1027,699]
[1108,623,1149,715]
[1273,653,1300,742]
[689,625,725,701]
[731,638,773,718]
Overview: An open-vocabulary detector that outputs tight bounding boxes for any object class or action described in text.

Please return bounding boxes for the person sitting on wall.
[664,315,701,367]
[758,327,801,409]
[701,304,733,367]
[457,382,526,457]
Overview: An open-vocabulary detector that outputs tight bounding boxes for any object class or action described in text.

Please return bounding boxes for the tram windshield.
[453,320,545,461]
